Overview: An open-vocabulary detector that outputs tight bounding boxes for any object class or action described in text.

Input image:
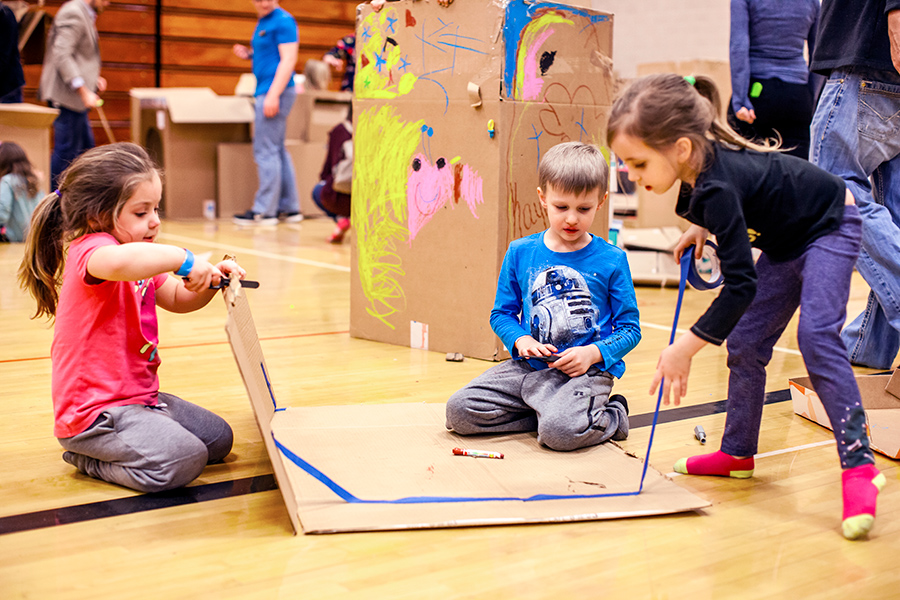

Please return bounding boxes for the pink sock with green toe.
[674,450,755,478]
[842,463,885,540]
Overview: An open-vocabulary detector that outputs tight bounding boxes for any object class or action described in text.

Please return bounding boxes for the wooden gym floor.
[1,216,898,599]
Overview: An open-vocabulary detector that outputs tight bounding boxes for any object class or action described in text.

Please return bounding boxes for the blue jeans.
[50,106,95,189]
[251,86,299,216]
[723,207,873,469]
[312,180,339,220]
[811,66,900,369]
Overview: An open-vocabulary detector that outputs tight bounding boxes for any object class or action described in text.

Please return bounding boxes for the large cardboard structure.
[223,282,710,535]
[350,0,616,360]
[790,372,900,459]
[0,103,58,195]
[130,88,253,219]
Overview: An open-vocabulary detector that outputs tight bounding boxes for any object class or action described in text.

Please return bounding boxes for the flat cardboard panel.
[789,374,900,459]
[223,286,710,535]
[273,403,710,533]
[350,0,616,360]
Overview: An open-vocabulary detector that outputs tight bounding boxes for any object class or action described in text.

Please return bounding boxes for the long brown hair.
[607,73,778,172]
[18,143,161,320]
[0,141,39,197]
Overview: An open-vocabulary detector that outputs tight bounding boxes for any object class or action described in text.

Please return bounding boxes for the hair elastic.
[53,189,61,198]
[175,248,195,277]
[683,75,697,87]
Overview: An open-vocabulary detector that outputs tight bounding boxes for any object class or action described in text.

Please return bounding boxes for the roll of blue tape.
[681,240,724,290]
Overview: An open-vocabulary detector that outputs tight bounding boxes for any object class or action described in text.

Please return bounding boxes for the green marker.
[750,82,763,98]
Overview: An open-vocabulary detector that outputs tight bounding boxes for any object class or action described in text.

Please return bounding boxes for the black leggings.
[728,77,814,160]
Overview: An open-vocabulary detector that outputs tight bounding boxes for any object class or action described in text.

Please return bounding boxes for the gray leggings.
[446,360,628,451]
[58,392,233,493]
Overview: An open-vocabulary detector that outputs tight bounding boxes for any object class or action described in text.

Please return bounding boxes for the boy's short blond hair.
[538,142,608,197]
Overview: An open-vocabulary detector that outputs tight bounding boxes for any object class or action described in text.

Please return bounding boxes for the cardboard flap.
[884,369,900,399]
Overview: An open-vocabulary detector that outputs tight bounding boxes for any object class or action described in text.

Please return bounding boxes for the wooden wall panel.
[19,0,357,147]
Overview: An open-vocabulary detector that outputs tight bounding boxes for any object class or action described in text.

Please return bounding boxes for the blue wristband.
[175,249,195,277]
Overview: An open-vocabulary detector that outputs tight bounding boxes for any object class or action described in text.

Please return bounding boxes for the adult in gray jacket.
[39,0,109,188]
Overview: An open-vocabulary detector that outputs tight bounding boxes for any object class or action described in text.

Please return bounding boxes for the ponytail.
[690,74,780,153]
[18,191,66,319]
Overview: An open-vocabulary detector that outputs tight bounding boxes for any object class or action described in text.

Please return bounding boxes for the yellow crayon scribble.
[353,105,424,329]
[357,8,419,99]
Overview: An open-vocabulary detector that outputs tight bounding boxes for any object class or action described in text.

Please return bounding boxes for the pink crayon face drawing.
[406,153,484,242]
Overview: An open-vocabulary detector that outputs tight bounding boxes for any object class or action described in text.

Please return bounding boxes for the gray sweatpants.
[58,392,233,493]
[446,360,628,451]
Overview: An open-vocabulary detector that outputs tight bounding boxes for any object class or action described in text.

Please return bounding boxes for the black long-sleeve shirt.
[675,145,846,345]
[811,0,900,74]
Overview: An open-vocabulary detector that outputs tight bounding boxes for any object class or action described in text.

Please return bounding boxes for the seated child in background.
[0,141,42,242]
[312,103,352,243]
[446,142,641,451]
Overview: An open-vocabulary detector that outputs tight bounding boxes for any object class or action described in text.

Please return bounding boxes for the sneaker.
[278,211,304,223]
[328,217,351,244]
[233,210,278,226]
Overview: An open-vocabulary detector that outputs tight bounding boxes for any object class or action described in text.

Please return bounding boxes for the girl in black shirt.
[608,73,883,540]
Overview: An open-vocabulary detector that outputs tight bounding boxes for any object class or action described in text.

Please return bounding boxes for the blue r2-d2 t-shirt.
[490,231,641,378]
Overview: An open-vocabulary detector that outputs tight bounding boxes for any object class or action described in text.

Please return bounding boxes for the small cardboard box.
[130,88,253,219]
[0,103,58,195]
[789,371,900,459]
[350,0,615,360]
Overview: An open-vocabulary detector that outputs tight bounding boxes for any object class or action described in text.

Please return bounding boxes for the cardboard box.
[789,371,900,459]
[350,0,616,360]
[0,103,59,195]
[223,280,710,535]
[130,88,253,219]
[217,141,327,219]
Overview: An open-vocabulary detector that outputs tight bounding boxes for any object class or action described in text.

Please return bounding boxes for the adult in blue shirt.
[233,0,301,225]
[810,0,900,370]
[728,0,820,159]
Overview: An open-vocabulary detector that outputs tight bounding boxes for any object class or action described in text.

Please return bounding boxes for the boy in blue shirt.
[446,142,641,451]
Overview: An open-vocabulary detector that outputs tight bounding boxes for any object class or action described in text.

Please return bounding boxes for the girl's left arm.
[156,259,246,314]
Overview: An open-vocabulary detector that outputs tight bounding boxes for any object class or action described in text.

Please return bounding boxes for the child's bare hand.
[515,336,558,361]
[182,252,219,293]
[214,259,246,283]
[673,224,709,262]
[371,0,386,11]
[233,44,251,60]
[648,345,692,406]
[551,345,601,377]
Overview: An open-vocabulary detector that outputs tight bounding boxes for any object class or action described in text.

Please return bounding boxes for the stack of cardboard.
[349,0,616,360]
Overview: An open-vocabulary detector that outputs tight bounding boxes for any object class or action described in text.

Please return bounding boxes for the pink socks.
[842,463,886,540]
[673,450,755,479]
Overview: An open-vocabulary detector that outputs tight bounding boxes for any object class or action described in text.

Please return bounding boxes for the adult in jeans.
[38,0,109,189]
[810,0,900,369]
[233,0,301,226]
[728,0,821,159]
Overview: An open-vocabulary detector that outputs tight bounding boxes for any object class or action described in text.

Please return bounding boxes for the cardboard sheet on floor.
[223,284,710,535]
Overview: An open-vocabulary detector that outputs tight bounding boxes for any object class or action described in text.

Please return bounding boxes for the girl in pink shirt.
[20,142,243,492]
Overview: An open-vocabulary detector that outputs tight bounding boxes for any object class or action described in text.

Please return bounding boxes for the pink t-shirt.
[51,232,169,438]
